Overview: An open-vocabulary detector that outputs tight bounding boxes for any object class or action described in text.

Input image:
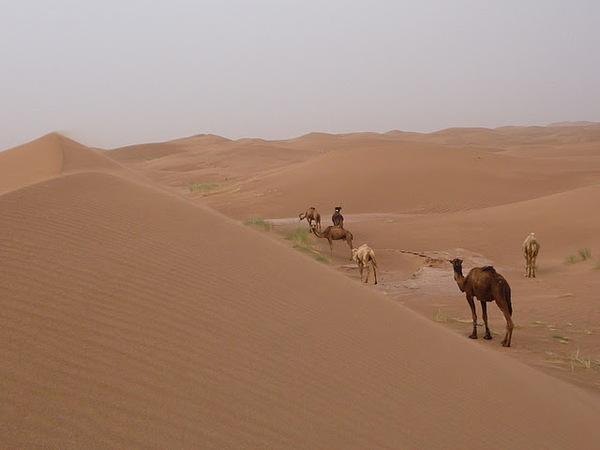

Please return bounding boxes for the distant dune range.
[2,125,600,448]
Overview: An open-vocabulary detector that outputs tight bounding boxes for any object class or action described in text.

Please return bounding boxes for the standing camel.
[449,258,514,347]
[299,207,321,232]
[523,232,540,278]
[352,244,378,284]
[332,206,344,228]
[310,223,354,259]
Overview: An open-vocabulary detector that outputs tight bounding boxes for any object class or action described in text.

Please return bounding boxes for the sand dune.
[0,133,64,195]
[2,129,600,448]
[176,131,600,220]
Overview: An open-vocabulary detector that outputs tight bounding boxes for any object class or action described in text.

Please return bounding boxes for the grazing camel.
[299,207,321,232]
[449,258,514,347]
[523,232,540,278]
[310,223,354,259]
[332,206,344,228]
[352,244,378,284]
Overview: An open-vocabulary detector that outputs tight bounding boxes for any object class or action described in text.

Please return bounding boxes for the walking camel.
[352,244,378,284]
[332,206,344,228]
[523,232,540,278]
[299,207,321,232]
[310,223,354,259]
[449,258,514,347]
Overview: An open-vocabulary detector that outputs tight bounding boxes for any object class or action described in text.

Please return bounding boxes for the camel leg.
[526,254,536,278]
[364,265,370,283]
[358,262,364,282]
[480,301,492,340]
[328,239,333,256]
[498,303,514,347]
[466,295,478,339]
[525,252,534,277]
[347,240,354,260]
[372,262,378,285]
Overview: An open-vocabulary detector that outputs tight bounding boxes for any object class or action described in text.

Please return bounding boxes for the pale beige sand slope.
[0,132,124,195]
[0,133,63,195]
[3,138,600,448]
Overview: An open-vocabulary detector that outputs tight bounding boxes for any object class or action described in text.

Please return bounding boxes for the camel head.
[299,212,306,220]
[449,258,463,272]
[335,206,342,212]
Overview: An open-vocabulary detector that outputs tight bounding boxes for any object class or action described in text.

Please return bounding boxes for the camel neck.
[453,269,466,292]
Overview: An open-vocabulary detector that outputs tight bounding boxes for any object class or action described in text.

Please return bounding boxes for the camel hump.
[482,265,496,272]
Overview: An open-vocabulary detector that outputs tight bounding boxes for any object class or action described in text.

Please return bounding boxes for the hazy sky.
[2,0,599,150]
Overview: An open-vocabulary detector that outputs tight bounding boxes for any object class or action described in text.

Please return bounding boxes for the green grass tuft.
[280,225,325,260]
[243,218,273,231]
[190,182,219,193]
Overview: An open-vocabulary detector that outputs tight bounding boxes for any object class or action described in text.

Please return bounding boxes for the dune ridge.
[2,132,600,448]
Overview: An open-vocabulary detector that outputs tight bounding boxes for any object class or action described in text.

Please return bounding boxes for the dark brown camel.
[332,206,344,228]
[449,258,514,347]
[310,223,354,259]
[299,207,321,232]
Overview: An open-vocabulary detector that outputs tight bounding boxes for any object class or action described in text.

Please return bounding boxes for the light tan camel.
[310,223,354,259]
[332,206,344,228]
[449,258,514,347]
[352,244,378,284]
[299,207,321,232]
[523,232,540,278]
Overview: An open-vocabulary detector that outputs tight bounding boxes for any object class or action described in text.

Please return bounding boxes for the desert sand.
[2,125,600,449]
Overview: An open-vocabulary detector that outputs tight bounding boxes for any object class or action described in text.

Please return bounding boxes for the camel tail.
[504,281,513,316]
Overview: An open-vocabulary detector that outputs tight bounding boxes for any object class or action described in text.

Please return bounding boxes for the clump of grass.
[566,247,593,264]
[190,182,219,193]
[283,226,314,251]
[578,248,592,260]
[279,225,330,262]
[433,309,458,323]
[315,254,330,263]
[243,218,273,231]
[546,349,600,372]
